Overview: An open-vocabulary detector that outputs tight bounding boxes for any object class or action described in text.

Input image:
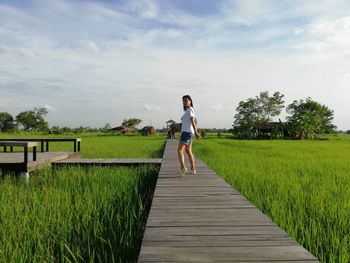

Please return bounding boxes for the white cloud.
[81,40,100,52]
[44,104,56,111]
[209,104,224,111]
[294,27,304,35]
[336,72,350,82]
[222,0,277,26]
[0,1,350,129]
[143,104,160,111]
[294,16,350,53]
[122,0,158,18]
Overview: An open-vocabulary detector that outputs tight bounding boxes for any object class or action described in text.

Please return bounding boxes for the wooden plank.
[150,200,255,209]
[143,225,288,237]
[0,141,38,147]
[147,221,276,227]
[154,188,239,194]
[138,261,318,263]
[138,246,317,262]
[152,192,242,197]
[151,197,251,203]
[142,238,298,247]
[147,215,272,223]
[44,138,81,142]
[0,138,81,142]
[138,139,319,262]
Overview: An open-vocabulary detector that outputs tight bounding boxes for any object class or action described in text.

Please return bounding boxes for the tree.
[49,126,63,134]
[286,98,336,139]
[256,91,285,124]
[233,98,259,138]
[100,123,112,132]
[16,107,48,131]
[0,112,15,132]
[233,91,285,138]
[73,126,85,134]
[122,118,142,128]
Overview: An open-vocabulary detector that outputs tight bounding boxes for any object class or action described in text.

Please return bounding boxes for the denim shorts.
[179,132,194,145]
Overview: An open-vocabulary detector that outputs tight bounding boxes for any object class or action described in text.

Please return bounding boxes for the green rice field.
[193,134,350,263]
[0,134,165,262]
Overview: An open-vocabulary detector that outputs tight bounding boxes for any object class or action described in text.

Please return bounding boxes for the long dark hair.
[182,95,193,111]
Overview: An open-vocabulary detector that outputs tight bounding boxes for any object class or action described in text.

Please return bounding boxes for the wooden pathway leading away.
[138,139,319,262]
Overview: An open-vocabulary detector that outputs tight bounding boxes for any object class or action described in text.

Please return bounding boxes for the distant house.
[140,126,157,136]
[255,122,284,139]
[109,126,134,134]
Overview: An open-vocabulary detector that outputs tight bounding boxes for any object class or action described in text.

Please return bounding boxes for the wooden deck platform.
[0,152,80,173]
[138,139,319,262]
[53,158,162,166]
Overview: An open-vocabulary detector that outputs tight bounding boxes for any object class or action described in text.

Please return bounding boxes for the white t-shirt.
[181,107,196,133]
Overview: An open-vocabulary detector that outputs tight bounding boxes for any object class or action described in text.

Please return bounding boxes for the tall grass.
[0,165,158,262]
[0,134,165,261]
[193,136,350,263]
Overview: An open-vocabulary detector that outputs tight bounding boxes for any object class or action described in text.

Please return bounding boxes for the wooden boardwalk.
[54,158,162,166]
[0,152,79,173]
[138,139,319,262]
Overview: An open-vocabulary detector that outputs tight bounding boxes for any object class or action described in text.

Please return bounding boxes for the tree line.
[0,109,149,135]
[0,96,345,138]
[0,107,49,132]
[233,91,337,139]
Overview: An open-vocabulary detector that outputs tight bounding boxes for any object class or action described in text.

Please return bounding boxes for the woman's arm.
[190,117,201,139]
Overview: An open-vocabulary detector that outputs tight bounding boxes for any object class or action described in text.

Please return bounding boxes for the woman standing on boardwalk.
[178,95,201,176]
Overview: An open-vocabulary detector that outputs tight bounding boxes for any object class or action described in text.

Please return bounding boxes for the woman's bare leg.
[185,144,196,171]
[177,143,186,169]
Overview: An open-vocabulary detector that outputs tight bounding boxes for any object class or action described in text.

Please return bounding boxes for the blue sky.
[1,0,350,129]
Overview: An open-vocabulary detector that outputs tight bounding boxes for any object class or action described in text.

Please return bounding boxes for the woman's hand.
[190,117,201,140]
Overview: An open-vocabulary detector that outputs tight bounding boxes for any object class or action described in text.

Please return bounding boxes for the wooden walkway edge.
[0,152,79,173]
[138,139,319,262]
[53,158,162,166]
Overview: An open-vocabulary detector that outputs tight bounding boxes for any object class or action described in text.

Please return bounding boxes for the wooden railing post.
[33,146,37,161]
[24,146,28,164]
